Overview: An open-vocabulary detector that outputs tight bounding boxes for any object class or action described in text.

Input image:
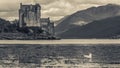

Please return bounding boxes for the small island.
[0,3,58,40]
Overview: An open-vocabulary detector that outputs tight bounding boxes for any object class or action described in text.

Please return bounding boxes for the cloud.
[36,0,56,5]
[0,0,120,21]
[0,11,18,21]
[68,0,120,5]
[42,0,74,16]
[41,0,100,20]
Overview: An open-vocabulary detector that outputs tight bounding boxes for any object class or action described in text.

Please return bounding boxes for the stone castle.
[19,3,55,37]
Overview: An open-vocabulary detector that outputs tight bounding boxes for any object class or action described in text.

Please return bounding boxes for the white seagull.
[84,53,92,62]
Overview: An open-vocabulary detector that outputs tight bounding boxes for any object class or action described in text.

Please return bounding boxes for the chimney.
[20,3,22,8]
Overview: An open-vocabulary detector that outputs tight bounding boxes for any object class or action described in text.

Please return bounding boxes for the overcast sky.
[0,0,120,21]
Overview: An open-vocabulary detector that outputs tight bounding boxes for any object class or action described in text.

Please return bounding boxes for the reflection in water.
[0,44,119,68]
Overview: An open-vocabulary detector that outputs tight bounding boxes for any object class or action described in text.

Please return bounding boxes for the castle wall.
[19,3,41,27]
[48,23,55,36]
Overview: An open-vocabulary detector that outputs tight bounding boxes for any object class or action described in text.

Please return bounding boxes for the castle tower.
[19,2,41,28]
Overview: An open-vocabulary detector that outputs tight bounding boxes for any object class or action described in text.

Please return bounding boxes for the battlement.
[20,3,41,11]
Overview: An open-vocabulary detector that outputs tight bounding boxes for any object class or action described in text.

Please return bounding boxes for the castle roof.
[20,3,41,8]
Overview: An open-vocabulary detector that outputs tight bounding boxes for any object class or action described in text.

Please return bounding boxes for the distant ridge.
[59,16,120,39]
[0,18,11,32]
[56,4,120,34]
[0,18,10,25]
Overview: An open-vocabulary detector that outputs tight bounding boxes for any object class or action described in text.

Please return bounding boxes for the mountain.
[0,18,20,33]
[0,18,11,32]
[55,4,120,33]
[0,18,10,25]
[58,16,120,39]
[54,16,69,26]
